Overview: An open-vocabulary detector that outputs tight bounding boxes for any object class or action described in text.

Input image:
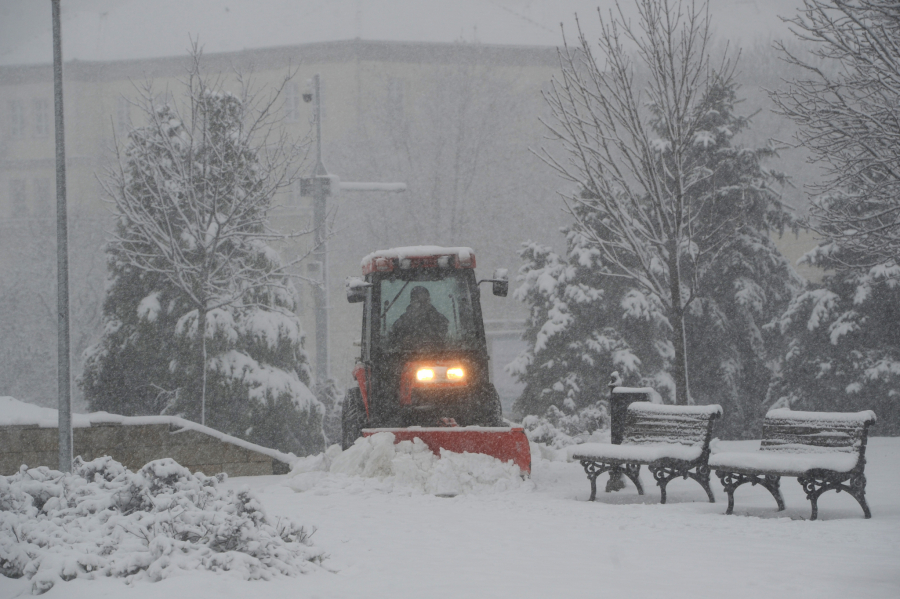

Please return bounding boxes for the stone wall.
[0,421,292,477]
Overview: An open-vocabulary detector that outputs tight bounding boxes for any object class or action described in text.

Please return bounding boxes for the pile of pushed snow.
[0,457,323,595]
[288,432,532,496]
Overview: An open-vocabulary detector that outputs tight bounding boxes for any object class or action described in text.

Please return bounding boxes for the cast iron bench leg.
[649,466,681,504]
[622,463,644,495]
[799,472,871,521]
[851,473,873,519]
[580,460,611,501]
[716,471,784,515]
[686,464,715,503]
[765,474,786,512]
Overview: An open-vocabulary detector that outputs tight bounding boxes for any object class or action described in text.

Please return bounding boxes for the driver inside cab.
[389,285,448,349]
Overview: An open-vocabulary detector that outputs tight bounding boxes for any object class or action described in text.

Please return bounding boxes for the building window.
[33,178,53,218]
[117,97,132,133]
[8,100,26,138]
[32,98,50,137]
[9,179,27,217]
[285,82,301,122]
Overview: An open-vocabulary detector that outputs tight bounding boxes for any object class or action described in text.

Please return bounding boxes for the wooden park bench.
[709,408,877,520]
[568,403,722,503]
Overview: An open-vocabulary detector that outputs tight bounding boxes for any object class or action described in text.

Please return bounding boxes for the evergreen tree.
[767,197,900,434]
[513,79,802,437]
[80,51,324,455]
[763,1,900,433]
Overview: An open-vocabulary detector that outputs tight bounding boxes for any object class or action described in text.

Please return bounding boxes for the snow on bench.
[568,402,722,503]
[709,408,877,520]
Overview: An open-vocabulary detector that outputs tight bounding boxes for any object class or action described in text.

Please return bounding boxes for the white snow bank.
[0,457,323,595]
[0,397,296,466]
[286,433,532,497]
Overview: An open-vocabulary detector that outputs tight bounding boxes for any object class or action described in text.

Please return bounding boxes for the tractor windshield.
[377,272,479,352]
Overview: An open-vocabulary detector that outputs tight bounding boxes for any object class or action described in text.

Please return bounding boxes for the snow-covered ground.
[2,434,898,599]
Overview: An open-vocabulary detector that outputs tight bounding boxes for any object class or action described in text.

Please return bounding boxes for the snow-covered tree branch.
[770,0,900,269]
[537,0,776,404]
[761,1,900,433]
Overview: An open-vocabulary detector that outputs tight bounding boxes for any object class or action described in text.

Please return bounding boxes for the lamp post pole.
[52,0,73,473]
[302,74,406,388]
[310,74,330,387]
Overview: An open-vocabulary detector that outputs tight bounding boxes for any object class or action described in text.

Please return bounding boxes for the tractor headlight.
[402,363,468,405]
[446,367,465,380]
[414,366,465,383]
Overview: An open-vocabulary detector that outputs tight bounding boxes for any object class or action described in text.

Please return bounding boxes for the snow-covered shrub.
[0,457,322,595]
[521,403,609,449]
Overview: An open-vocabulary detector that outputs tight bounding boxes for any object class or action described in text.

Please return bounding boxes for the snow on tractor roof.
[361,246,476,275]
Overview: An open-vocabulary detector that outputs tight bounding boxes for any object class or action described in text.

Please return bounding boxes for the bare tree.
[770,0,900,269]
[538,0,746,405]
[101,47,313,425]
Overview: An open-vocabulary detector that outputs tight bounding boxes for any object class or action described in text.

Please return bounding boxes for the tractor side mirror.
[346,277,372,303]
[491,268,508,297]
[478,268,508,297]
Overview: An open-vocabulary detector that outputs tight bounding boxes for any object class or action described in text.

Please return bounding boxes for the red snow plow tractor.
[342,246,531,474]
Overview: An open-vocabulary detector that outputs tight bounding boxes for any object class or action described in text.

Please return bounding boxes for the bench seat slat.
[571,442,703,464]
[624,405,722,447]
[762,417,870,452]
[709,450,859,476]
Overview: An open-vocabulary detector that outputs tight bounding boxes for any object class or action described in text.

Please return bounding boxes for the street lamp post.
[52,0,73,473]
[301,74,406,387]
[308,75,330,388]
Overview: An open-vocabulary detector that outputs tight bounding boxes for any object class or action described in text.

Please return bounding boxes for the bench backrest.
[761,409,876,457]
[623,403,722,448]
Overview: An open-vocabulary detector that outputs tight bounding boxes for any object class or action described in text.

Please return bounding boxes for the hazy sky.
[1,0,802,66]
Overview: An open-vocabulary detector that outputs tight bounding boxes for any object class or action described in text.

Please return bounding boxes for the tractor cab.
[343,246,510,443]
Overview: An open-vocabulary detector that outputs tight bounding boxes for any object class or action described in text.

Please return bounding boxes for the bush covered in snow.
[0,457,322,595]
[521,403,609,449]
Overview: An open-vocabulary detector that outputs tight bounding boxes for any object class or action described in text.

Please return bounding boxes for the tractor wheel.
[341,387,367,450]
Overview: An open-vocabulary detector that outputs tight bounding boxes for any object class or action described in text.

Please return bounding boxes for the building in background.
[0,0,822,414]
[0,39,565,410]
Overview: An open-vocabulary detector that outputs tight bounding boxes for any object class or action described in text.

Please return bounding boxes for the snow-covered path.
[3,439,899,598]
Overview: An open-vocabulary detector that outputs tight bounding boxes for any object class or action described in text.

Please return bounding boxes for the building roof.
[1,0,802,67]
[0,39,561,84]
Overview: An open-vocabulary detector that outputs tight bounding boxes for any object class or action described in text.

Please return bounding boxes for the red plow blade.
[362,426,531,475]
